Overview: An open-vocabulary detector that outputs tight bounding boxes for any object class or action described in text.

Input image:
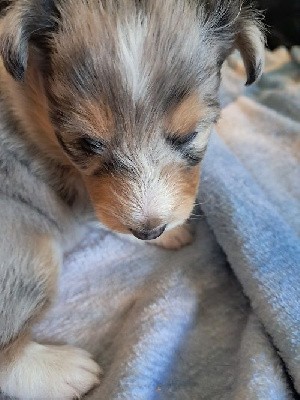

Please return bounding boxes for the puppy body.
[0,1,264,398]
[0,65,104,398]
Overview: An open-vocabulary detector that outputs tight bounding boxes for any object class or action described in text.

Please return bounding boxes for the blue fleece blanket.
[201,47,300,398]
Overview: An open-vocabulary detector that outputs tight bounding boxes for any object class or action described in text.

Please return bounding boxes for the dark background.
[251,0,300,49]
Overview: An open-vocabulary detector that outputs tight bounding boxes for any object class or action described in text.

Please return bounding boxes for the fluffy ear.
[235,16,265,85]
[205,1,265,86]
[0,0,56,81]
[0,3,29,81]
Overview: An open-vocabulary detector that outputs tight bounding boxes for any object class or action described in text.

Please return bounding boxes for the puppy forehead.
[49,3,213,93]
[48,0,219,139]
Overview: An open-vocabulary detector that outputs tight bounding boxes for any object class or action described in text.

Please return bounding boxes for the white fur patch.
[114,145,181,229]
[0,342,101,399]
[194,126,212,151]
[117,14,149,102]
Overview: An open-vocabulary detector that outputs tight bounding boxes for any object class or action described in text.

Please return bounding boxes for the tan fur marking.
[172,166,200,222]
[158,163,200,223]
[182,166,200,198]
[0,334,29,365]
[72,101,115,140]
[0,55,71,166]
[165,93,206,134]
[84,175,129,233]
[0,233,59,357]
[85,165,200,234]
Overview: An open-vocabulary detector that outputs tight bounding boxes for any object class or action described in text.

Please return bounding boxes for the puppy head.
[0,0,264,239]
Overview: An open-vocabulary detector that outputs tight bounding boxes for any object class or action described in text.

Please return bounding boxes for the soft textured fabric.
[2,48,299,400]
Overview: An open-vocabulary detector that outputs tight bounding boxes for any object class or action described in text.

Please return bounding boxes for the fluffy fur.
[0,1,264,398]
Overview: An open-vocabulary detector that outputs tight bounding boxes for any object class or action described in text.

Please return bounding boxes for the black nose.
[130,225,166,240]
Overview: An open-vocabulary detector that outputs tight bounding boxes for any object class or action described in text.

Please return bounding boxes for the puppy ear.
[205,1,265,86]
[0,0,56,81]
[235,16,265,85]
[0,4,29,81]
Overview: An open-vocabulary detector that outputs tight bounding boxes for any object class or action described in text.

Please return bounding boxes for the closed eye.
[183,147,207,166]
[166,131,198,148]
[166,131,206,166]
[78,136,105,155]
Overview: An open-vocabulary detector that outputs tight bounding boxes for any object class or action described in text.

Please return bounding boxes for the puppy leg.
[149,222,194,250]
[0,223,101,399]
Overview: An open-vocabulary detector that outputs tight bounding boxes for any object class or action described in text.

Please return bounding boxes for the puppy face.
[52,89,209,235]
[0,0,264,238]
[44,1,221,236]
[48,79,214,235]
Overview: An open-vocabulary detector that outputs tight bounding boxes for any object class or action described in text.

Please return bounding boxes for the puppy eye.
[184,153,203,166]
[166,132,205,166]
[79,137,105,155]
[166,131,198,148]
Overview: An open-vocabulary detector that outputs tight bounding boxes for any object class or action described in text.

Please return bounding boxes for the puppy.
[0,0,264,398]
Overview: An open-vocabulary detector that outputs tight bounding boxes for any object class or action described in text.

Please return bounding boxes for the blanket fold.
[232,314,294,400]
[201,131,300,393]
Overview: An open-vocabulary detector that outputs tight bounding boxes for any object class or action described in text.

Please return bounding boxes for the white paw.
[149,223,194,250]
[0,341,102,399]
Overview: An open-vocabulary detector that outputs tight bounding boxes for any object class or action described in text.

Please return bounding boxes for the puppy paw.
[0,341,102,399]
[149,223,194,250]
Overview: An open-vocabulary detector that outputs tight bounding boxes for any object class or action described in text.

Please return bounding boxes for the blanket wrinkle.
[232,314,294,400]
[201,132,300,393]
